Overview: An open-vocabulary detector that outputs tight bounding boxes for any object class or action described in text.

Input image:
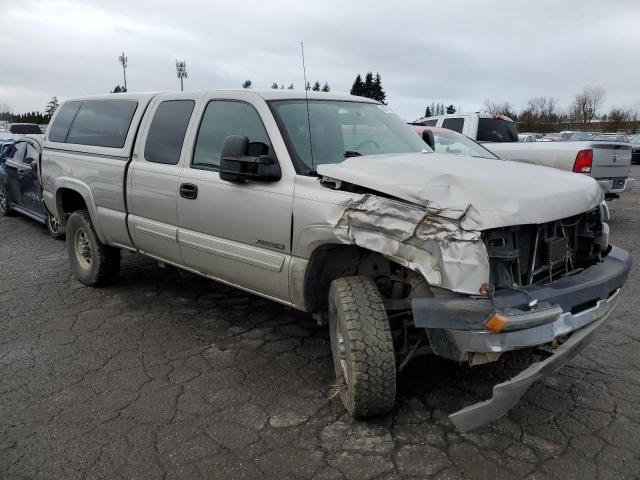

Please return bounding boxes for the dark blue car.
[0,136,65,238]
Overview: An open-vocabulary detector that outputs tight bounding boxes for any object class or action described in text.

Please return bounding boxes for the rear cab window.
[477,118,518,142]
[144,100,195,165]
[442,117,465,133]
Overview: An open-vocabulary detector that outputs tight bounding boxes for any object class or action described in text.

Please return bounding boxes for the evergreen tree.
[305,81,311,91]
[271,82,279,89]
[281,84,284,89]
[312,81,321,91]
[446,104,456,114]
[425,106,432,118]
[111,85,127,93]
[288,84,294,90]
[364,72,374,98]
[430,102,436,117]
[242,79,252,88]
[321,82,330,92]
[373,73,386,104]
[44,96,59,120]
[350,74,364,97]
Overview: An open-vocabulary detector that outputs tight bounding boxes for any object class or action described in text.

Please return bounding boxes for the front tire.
[328,275,396,417]
[66,209,120,286]
[46,213,65,240]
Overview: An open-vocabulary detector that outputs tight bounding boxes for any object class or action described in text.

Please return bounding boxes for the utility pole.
[118,52,128,91]
[176,60,187,91]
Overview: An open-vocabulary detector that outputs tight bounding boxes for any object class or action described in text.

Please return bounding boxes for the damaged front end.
[410,206,631,432]
[326,184,630,432]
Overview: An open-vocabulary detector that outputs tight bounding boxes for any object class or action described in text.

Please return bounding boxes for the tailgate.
[589,143,632,179]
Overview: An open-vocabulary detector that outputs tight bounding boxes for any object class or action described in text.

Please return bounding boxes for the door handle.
[179,183,198,199]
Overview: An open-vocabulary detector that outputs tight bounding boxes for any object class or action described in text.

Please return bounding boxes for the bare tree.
[570,86,606,124]
[483,99,516,118]
[608,107,630,131]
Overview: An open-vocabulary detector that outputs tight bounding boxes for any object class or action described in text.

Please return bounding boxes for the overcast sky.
[1,0,639,120]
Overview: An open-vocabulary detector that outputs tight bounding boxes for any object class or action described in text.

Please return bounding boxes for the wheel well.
[57,188,88,219]
[304,244,422,313]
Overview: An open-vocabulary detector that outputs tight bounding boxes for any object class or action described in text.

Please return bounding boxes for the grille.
[484,210,603,289]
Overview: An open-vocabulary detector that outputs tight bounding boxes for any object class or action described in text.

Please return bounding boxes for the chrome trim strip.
[448,288,620,353]
[178,230,284,272]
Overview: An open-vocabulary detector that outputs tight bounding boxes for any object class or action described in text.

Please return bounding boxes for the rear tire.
[328,275,396,417]
[66,209,120,286]
[46,213,65,240]
[0,184,13,216]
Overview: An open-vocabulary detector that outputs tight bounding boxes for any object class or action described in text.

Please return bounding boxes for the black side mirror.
[422,129,435,150]
[219,135,281,183]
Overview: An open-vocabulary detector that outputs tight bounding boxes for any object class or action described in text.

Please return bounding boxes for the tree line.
[481,86,640,132]
[0,97,59,124]
[241,80,331,92]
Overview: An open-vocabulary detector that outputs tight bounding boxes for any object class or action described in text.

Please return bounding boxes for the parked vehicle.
[541,133,564,142]
[591,133,629,143]
[518,133,537,143]
[42,91,630,432]
[568,132,594,141]
[411,125,498,159]
[416,113,633,198]
[7,123,43,135]
[629,134,640,164]
[0,136,64,238]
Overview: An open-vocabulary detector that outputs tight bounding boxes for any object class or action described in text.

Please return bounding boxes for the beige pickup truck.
[41,90,630,432]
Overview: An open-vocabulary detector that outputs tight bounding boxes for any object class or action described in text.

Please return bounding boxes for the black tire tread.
[329,275,396,417]
[66,209,120,286]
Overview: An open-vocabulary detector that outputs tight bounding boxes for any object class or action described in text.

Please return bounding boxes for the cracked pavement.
[2,168,640,480]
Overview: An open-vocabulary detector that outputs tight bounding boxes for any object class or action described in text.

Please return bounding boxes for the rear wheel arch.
[55,186,108,244]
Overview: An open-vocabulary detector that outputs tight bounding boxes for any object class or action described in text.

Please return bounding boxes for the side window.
[66,100,138,148]
[144,100,195,165]
[192,101,271,170]
[25,144,39,163]
[48,101,81,143]
[7,142,26,162]
[442,117,465,133]
[422,119,438,127]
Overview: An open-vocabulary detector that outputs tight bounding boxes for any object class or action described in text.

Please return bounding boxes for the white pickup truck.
[41,91,630,432]
[416,112,633,198]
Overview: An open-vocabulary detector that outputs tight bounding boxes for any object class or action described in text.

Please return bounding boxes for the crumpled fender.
[330,194,489,295]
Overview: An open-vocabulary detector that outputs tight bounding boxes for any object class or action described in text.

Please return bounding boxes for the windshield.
[431,129,498,159]
[270,100,430,172]
[476,118,518,142]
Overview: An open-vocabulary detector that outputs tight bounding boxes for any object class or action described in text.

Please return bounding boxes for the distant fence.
[516,120,640,134]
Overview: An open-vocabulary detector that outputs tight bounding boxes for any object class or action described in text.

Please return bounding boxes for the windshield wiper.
[344,150,362,158]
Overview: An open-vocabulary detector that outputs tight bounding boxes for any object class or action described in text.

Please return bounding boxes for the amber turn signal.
[485,313,508,333]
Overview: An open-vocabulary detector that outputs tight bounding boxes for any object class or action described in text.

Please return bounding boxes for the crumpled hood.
[318,152,603,230]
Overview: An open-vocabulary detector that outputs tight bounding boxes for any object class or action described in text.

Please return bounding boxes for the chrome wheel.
[0,186,8,214]
[74,228,92,269]
[48,215,60,234]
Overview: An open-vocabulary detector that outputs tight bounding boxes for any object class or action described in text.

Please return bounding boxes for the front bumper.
[597,177,634,194]
[411,245,631,431]
[449,314,611,432]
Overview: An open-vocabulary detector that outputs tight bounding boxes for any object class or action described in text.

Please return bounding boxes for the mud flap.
[449,316,606,433]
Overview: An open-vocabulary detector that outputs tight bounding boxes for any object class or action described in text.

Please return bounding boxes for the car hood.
[317,152,603,231]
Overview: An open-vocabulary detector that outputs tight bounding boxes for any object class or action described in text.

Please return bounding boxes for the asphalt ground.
[2,167,640,479]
